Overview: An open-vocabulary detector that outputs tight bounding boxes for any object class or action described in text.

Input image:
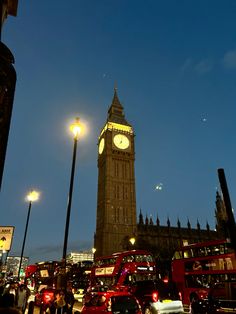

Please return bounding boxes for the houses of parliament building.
[94,89,226,267]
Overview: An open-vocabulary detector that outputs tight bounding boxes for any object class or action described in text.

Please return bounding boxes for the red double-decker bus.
[171,239,236,312]
[25,261,61,291]
[90,250,156,289]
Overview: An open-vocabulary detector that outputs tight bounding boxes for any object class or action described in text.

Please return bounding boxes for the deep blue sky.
[1,1,236,264]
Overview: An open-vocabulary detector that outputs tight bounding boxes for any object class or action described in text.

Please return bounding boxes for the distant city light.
[155,183,163,191]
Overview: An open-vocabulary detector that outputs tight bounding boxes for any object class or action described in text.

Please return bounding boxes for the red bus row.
[25,239,236,312]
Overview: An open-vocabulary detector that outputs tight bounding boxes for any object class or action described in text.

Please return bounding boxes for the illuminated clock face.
[113,134,130,150]
[99,138,105,154]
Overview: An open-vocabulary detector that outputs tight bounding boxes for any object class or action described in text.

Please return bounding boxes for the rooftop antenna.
[114,81,118,92]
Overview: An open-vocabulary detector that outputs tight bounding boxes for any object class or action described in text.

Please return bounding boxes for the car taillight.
[43,292,54,303]
[152,291,159,302]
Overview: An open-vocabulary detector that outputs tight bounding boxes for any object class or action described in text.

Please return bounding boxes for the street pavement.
[25,300,82,313]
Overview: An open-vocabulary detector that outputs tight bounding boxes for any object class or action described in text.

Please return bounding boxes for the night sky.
[1,1,236,264]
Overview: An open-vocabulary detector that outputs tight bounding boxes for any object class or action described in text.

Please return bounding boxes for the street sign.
[0,226,14,251]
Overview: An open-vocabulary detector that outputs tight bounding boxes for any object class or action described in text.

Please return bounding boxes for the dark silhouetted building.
[0,0,18,190]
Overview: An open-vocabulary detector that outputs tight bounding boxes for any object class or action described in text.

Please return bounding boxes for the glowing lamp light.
[129,237,136,245]
[69,117,82,139]
[26,190,40,202]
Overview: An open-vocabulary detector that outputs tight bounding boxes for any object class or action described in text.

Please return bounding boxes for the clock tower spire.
[94,90,137,257]
[107,88,130,126]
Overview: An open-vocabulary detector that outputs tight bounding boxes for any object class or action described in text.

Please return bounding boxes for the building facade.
[6,255,28,278]
[66,251,94,264]
[94,90,225,263]
[94,89,137,257]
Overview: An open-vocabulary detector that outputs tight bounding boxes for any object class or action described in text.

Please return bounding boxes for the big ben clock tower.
[94,89,137,257]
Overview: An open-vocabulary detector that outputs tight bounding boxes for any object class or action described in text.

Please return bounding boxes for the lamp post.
[18,190,39,281]
[62,117,82,266]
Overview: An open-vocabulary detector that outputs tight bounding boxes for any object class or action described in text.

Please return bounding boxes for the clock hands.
[113,134,129,149]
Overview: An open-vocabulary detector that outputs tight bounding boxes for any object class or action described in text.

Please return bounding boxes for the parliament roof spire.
[107,88,130,126]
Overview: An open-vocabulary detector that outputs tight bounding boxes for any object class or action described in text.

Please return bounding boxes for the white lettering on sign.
[95,266,115,276]
[137,266,148,271]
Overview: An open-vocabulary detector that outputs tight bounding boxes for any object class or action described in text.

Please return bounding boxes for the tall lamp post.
[18,190,39,281]
[62,117,82,266]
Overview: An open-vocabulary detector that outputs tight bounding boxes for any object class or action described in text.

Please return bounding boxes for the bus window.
[219,244,225,254]
[172,239,236,311]
[122,255,134,263]
[183,249,192,258]
[135,255,144,263]
[146,255,154,262]
[212,245,220,255]
[91,250,156,289]
[173,251,182,259]
[198,247,206,257]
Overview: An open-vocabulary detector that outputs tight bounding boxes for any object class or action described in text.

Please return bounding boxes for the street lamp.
[18,190,39,281]
[92,247,96,260]
[62,117,83,265]
[129,237,136,246]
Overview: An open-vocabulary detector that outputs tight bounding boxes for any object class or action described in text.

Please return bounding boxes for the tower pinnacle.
[107,89,130,126]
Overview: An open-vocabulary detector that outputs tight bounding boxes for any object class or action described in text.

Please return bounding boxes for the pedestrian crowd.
[49,287,75,314]
[0,280,30,313]
[0,279,75,313]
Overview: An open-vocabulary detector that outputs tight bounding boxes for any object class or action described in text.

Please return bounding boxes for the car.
[81,290,142,314]
[130,279,184,314]
[34,286,56,313]
[191,280,236,314]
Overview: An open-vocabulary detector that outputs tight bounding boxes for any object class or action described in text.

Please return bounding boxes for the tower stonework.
[94,90,223,266]
[94,89,137,257]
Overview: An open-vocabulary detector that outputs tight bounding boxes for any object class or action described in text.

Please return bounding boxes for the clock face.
[99,138,105,154]
[113,134,130,150]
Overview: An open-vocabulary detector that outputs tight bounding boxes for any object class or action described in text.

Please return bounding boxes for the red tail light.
[152,291,159,302]
[43,292,54,304]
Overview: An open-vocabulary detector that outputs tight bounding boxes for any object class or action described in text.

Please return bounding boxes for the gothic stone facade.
[94,90,225,264]
[135,211,222,272]
[94,89,137,257]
